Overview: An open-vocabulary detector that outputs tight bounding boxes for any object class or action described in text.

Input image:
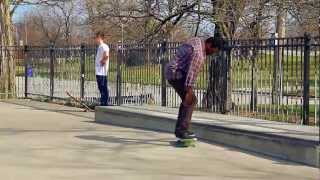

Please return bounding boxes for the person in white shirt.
[95,32,110,106]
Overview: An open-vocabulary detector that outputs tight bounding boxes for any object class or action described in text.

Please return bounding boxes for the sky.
[12,5,34,23]
[11,2,218,39]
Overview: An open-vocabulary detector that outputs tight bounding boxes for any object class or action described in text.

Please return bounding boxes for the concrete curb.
[95,106,319,167]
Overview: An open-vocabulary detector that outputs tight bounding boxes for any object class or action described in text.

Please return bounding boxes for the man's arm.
[100,51,109,66]
[184,50,203,89]
[100,45,109,66]
[183,51,202,106]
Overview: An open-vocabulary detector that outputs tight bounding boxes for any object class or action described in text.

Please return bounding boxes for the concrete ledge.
[95,105,319,167]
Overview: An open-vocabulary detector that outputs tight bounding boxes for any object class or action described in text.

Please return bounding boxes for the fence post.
[250,43,258,111]
[160,41,167,107]
[272,33,280,104]
[225,48,232,113]
[318,62,320,127]
[24,45,28,98]
[80,44,85,100]
[302,33,311,125]
[116,44,122,106]
[49,44,55,100]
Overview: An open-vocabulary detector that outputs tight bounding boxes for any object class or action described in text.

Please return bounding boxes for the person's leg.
[96,75,103,105]
[169,79,197,138]
[103,77,109,106]
[100,76,108,106]
[179,94,197,134]
[176,103,187,136]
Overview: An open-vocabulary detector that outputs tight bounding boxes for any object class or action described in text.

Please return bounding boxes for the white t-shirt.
[95,43,110,76]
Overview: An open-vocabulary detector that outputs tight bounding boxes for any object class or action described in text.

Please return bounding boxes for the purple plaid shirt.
[165,37,206,88]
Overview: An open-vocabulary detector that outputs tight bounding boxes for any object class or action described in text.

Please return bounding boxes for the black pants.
[168,78,197,137]
[96,75,109,106]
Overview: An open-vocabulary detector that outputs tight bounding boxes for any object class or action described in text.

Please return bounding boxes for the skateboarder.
[165,36,223,140]
[95,32,110,106]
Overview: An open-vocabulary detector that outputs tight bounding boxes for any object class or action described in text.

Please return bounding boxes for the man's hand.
[100,59,106,66]
[184,87,196,106]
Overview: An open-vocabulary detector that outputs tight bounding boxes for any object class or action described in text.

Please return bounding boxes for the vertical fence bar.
[24,45,28,98]
[116,45,122,106]
[80,44,85,100]
[160,41,167,107]
[225,48,232,113]
[302,33,311,125]
[49,45,55,100]
[272,33,279,105]
[318,50,320,126]
[318,41,320,126]
[250,48,257,110]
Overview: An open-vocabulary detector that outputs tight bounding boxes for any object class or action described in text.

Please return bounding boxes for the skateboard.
[65,90,94,112]
[174,138,196,147]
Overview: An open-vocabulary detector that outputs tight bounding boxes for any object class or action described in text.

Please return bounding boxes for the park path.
[0,100,318,180]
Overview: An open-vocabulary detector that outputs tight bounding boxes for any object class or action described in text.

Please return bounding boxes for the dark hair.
[95,31,105,39]
[205,36,225,50]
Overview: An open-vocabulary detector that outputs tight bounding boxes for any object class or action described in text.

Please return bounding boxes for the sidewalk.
[0,99,318,180]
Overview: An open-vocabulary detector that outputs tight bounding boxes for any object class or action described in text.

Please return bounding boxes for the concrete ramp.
[95,105,319,167]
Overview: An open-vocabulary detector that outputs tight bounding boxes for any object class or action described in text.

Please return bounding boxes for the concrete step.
[95,105,319,167]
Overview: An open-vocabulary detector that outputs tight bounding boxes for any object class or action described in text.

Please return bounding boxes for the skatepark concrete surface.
[0,99,318,180]
[96,105,319,167]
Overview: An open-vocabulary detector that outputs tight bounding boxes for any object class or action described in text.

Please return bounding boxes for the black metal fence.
[5,35,320,126]
[228,35,319,125]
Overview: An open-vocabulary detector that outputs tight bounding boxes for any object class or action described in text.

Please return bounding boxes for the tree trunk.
[203,49,232,113]
[203,0,235,113]
[0,0,15,99]
[276,10,286,38]
[272,7,286,104]
[250,1,264,110]
[202,1,248,113]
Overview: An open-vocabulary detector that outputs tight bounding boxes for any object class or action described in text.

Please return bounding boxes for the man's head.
[204,36,224,55]
[95,31,105,45]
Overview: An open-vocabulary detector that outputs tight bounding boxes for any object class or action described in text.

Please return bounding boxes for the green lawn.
[232,104,318,125]
[16,53,319,93]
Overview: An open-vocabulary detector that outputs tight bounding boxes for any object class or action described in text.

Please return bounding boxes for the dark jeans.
[168,78,197,137]
[96,75,109,106]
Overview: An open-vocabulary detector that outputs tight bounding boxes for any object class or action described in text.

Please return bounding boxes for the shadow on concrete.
[201,139,309,167]
[1,100,94,120]
[76,134,193,149]
[76,135,171,147]
[86,120,173,136]
[15,107,86,113]
[0,127,99,135]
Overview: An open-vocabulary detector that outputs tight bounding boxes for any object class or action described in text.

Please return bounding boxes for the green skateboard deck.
[174,139,196,147]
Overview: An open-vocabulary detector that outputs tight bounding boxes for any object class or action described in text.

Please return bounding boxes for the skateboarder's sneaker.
[187,131,197,139]
[176,132,197,141]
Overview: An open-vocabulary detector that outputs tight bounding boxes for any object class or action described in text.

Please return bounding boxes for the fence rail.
[1,35,319,126]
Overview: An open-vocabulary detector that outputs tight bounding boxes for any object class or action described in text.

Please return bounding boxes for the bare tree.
[31,9,64,45]
[0,0,15,98]
[54,0,76,45]
[84,0,201,42]
[0,0,66,99]
[287,0,320,36]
